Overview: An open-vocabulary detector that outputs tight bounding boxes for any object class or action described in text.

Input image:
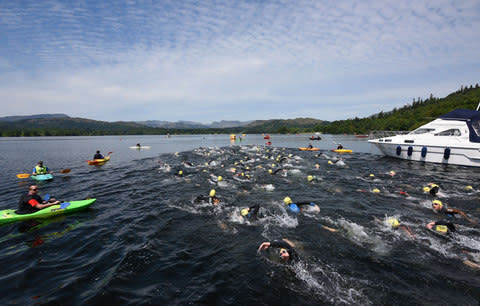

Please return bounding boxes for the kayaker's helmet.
[210,189,216,197]
[283,197,292,205]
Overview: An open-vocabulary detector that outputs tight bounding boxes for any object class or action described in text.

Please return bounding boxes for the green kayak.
[31,174,54,181]
[0,198,96,225]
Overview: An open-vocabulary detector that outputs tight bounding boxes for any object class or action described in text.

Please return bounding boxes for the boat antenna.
[477,101,480,111]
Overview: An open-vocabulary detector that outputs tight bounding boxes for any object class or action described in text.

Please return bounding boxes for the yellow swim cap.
[178,170,183,175]
[372,188,380,193]
[369,174,375,177]
[423,187,430,192]
[272,163,276,167]
[328,160,333,165]
[466,185,473,190]
[217,176,223,181]
[307,175,313,182]
[240,208,249,216]
[389,171,396,176]
[387,218,400,228]
[210,189,216,197]
[284,197,292,205]
[432,199,443,207]
[268,169,273,174]
[435,225,448,233]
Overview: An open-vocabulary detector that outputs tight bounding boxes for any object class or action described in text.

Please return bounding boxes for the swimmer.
[375,217,416,239]
[195,189,221,205]
[427,183,440,197]
[283,197,320,213]
[431,200,477,224]
[258,238,298,262]
[240,204,260,220]
[426,220,456,234]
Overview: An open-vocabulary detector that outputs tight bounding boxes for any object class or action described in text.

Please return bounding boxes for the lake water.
[0,134,479,305]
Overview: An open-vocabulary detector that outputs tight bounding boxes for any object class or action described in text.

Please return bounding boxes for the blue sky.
[0,0,479,123]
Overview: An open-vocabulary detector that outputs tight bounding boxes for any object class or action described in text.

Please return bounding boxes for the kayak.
[129,146,151,149]
[0,198,96,225]
[332,149,352,153]
[87,155,110,165]
[299,147,320,151]
[31,174,53,181]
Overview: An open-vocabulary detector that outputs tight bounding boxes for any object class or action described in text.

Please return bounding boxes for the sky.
[0,0,479,124]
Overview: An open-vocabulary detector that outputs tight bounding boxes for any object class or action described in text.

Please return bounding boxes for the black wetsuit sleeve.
[270,240,292,250]
[296,202,313,207]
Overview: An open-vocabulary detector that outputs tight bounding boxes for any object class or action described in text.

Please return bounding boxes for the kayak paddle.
[16,168,71,179]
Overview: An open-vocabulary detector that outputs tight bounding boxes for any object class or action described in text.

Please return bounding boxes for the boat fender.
[407,146,413,156]
[396,146,401,156]
[444,148,451,160]
[421,146,427,158]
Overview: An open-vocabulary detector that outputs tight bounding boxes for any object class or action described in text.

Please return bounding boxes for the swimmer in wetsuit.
[258,238,298,262]
[431,200,477,224]
[195,189,221,205]
[241,204,260,220]
[426,220,456,234]
[283,197,319,213]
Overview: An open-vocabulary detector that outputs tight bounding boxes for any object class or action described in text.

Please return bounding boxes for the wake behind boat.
[369,108,480,167]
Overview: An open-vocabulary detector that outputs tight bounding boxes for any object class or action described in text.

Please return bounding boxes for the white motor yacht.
[368,109,480,167]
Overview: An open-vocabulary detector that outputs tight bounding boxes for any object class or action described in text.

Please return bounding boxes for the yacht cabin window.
[472,120,480,135]
[434,129,461,136]
[410,128,435,135]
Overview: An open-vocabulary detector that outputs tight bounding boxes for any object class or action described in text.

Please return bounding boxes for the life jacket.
[35,165,47,175]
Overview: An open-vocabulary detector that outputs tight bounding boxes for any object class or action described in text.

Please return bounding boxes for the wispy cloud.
[0,0,479,122]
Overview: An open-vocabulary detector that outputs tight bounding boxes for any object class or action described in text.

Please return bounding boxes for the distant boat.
[309,136,321,140]
[354,134,369,138]
[369,108,480,167]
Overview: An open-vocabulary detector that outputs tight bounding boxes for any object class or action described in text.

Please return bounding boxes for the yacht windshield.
[410,128,435,135]
[434,129,461,136]
[472,120,480,136]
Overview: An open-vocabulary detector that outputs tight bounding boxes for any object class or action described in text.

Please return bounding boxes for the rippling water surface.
[0,135,479,305]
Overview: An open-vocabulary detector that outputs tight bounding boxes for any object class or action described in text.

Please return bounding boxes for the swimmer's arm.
[449,209,477,224]
[320,225,338,232]
[399,225,416,239]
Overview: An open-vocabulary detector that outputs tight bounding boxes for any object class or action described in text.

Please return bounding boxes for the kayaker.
[32,161,51,176]
[93,150,104,160]
[337,144,344,150]
[16,185,60,214]
[241,204,260,220]
[136,143,141,148]
[307,143,313,149]
[431,200,477,224]
[257,238,298,262]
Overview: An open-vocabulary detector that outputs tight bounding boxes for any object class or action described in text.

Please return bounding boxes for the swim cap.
[217,176,223,181]
[328,160,333,165]
[428,183,438,188]
[423,187,430,192]
[387,218,400,228]
[435,225,448,233]
[284,197,292,205]
[210,189,216,197]
[240,208,249,216]
[272,163,276,167]
[465,185,473,191]
[268,169,273,174]
[389,170,396,176]
[372,188,380,193]
[369,174,375,177]
[178,170,183,175]
[432,199,443,207]
[307,175,313,182]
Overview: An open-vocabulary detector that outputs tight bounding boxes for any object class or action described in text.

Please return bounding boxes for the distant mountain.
[137,120,208,129]
[137,119,253,129]
[209,120,253,128]
[0,114,69,122]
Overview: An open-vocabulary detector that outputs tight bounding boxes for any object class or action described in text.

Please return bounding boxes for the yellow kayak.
[332,149,352,153]
[87,155,111,165]
[299,147,320,151]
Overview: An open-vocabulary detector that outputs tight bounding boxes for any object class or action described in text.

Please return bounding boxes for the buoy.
[396,146,401,156]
